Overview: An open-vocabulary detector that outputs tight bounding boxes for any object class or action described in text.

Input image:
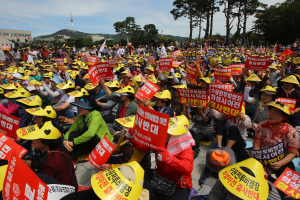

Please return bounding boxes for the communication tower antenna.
[70,10,74,30]
[65,20,67,30]
[161,30,164,37]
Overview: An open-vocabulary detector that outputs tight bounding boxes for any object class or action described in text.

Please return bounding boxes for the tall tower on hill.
[70,11,74,30]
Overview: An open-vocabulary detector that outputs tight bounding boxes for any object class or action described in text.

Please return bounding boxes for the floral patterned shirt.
[255,121,299,150]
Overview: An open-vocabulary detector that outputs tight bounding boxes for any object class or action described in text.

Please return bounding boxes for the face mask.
[251,86,255,89]
[269,72,275,75]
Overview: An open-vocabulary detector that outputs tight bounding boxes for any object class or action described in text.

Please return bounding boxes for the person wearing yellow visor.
[95,81,120,123]
[53,80,77,119]
[100,80,137,142]
[142,90,175,117]
[254,102,299,177]
[209,101,252,156]
[244,85,277,131]
[36,76,65,105]
[265,64,283,87]
[17,121,78,190]
[276,73,300,128]
[126,115,194,200]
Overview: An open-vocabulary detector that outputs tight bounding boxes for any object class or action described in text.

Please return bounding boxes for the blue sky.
[0,0,285,38]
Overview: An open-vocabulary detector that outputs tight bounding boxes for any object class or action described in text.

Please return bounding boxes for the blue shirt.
[90,88,106,99]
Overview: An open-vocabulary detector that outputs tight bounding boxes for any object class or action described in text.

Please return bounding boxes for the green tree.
[253,1,300,45]
[123,17,136,42]
[113,21,126,46]
[144,24,159,45]
[170,0,198,41]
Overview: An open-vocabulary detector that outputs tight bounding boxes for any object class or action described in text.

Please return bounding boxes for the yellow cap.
[172,85,187,89]
[29,79,41,86]
[17,121,61,140]
[16,95,42,107]
[68,88,89,97]
[19,76,31,81]
[5,88,31,98]
[199,77,211,84]
[56,80,75,89]
[115,86,135,95]
[115,115,136,129]
[281,75,299,85]
[25,105,57,118]
[147,75,157,84]
[246,74,261,82]
[105,80,120,88]
[84,82,98,90]
[91,161,144,200]
[268,65,277,70]
[0,165,8,192]
[154,90,171,100]
[219,158,269,200]
[262,101,290,115]
[168,115,189,135]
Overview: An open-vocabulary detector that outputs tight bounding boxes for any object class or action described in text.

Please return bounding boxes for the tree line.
[170,0,300,46]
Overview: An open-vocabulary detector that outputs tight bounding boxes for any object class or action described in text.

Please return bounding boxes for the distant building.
[42,35,70,41]
[89,35,105,42]
[0,29,32,48]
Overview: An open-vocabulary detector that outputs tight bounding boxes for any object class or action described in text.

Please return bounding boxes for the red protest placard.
[2,45,10,51]
[214,67,232,82]
[133,104,169,149]
[0,111,20,142]
[3,151,49,200]
[186,63,197,80]
[88,62,113,86]
[169,55,176,60]
[229,64,245,75]
[273,168,300,198]
[173,50,182,56]
[88,135,116,169]
[172,61,182,67]
[147,56,155,65]
[135,80,160,101]
[108,59,117,67]
[278,48,297,62]
[88,56,97,66]
[210,88,243,117]
[159,58,172,71]
[245,55,270,71]
[276,98,297,111]
[177,88,208,108]
[82,53,91,64]
[209,84,233,94]
[0,132,27,160]
[54,58,64,70]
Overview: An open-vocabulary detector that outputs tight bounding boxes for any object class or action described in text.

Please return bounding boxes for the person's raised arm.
[280,61,286,80]
[99,79,112,96]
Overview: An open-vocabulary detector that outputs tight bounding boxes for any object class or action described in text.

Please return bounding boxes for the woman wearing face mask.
[244,85,277,131]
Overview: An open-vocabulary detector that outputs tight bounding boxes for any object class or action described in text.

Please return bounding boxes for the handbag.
[151,164,184,196]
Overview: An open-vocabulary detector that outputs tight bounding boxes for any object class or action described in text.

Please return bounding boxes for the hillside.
[35,29,188,42]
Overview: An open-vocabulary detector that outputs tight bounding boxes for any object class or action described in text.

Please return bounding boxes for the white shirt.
[27,50,37,63]
[160,46,167,58]
[11,51,20,59]
[61,94,77,113]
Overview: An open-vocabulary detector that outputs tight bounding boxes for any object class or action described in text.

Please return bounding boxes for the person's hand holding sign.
[156,148,173,165]
[270,161,282,170]
[237,112,245,122]
[99,164,112,171]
